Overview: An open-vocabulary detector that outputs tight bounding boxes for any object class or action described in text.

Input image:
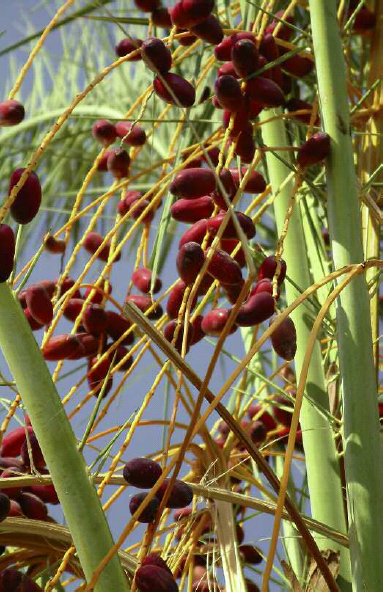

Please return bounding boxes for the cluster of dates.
[0,420,59,525]
[123,456,262,591]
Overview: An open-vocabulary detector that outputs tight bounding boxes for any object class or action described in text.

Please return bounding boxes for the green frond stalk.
[259,110,351,588]
[0,283,128,592]
[308,2,383,590]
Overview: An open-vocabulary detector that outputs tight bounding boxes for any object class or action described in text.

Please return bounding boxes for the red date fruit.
[231,39,259,78]
[218,61,240,79]
[134,0,160,11]
[236,292,275,327]
[245,76,284,107]
[250,278,280,300]
[0,457,24,470]
[141,553,173,575]
[88,357,113,397]
[190,315,205,345]
[171,196,214,223]
[8,499,24,517]
[105,310,134,345]
[83,232,120,262]
[63,298,84,322]
[8,168,42,225]
[207,249,243,285]
[135,564,179,592]
[129,492,160,523]
[84,282,112,305]
[42,334,83,361]
[20,434,45,470]
[0,224,15,282]
[24,308,44,331]
[258,255,286,284]
[176,242,205,285]
[83,304,107,335]
[230,167,266,193]
[269,315,297,360]
[273,395,293,427]
[283,54,313,78]
[118,194,154,224]
[142,37,172,74]
[170,168,216,199]
[244,580,260,592]
[25,285,53,325]
[74,332,99,359]
[223,278,247,304]
[107,148,130,179]
[179,219,208,249]
[0,569,43,592]
[92,119,117,146]
[44,235,66,254]
[234,121,255,163]
[190,15,224,45]
[112,345,133,372]
[27,479,59,505]
[151,7,172,28]
[214,32,256,62]
[115,121,146,146]
[155,478,193,508]
[265,10,294,41]
[125,294,163,320]
[207,212,255,240]
[132,268,162,294]
[123,457,162,488]
[248,421,267,446]
[352,6,376,33]
[201,308,237,336]
[115,38,143,59]
[0,100,25,126]
[296,132,330,168]
[166,280,197,319]
[285,98,318,125]
[248,403,277,430]
[171,0,214,28]
[213,168,237,209]
[164,319,194,354]
[97,149,115,172]
[17,491,48,521]
[154,73,195,108]
[0,494,10,522]
[214,75,243,111]
[0,426,34,457]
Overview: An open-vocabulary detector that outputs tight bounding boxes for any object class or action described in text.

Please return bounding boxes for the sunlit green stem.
[259,110,351,589]
[0,283,128,592]
[308,2,383,590]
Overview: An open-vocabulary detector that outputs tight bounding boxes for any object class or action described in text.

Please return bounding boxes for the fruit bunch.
[0,420,59,522]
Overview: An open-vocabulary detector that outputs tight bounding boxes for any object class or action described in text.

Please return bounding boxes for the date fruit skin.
[123,458,162,488]
[155,478,193,508]
[0,225,15,282]
[8,168,42,225]
[153,73,195,108]
[129,492,160,523]
[135,564,179,592]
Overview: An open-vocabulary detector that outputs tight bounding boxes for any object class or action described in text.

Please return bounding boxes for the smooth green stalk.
[308,2,383,590]
[275,455,305,582]
[0,283,128,592]
[260,110,351,588]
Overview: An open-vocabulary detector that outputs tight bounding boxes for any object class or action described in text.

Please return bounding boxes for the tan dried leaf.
[306,549,340,591]
[281,559,303,592]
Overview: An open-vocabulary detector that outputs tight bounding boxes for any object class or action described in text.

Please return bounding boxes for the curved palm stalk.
[0,283,128,592]
[308,2,383,590]
[259,110,351,588]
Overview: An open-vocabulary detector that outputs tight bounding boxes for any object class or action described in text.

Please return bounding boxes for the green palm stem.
[274,454,305,581]
[259,110,351,589]
[0,283,128,592]
[308,2,383,589]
